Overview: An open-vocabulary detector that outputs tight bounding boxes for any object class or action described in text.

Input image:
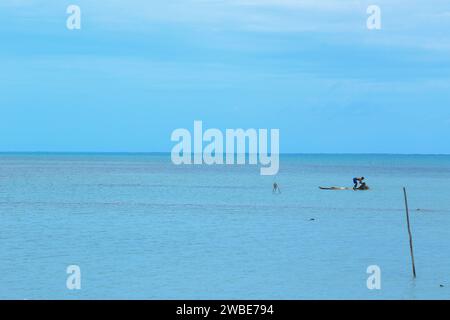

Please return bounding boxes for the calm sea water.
[0,153,449,299]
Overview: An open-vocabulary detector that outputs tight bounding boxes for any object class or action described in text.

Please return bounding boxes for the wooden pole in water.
[403,187,416,278]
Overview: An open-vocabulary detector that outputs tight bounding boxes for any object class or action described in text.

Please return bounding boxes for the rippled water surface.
[0,153,449,299]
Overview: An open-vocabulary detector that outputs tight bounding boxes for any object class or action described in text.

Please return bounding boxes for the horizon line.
[0,151,449,156]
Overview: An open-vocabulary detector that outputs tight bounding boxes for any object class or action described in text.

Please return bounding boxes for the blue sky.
[1,0,449,153]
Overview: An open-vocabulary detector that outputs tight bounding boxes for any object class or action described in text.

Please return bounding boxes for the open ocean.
[0,153,449,299]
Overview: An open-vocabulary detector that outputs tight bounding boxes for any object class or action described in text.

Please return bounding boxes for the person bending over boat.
[353,177,365,190]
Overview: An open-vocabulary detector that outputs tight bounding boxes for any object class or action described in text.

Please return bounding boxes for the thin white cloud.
[2,0,450,53]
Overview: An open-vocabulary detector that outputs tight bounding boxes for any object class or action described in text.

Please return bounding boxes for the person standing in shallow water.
[273,182,281,194]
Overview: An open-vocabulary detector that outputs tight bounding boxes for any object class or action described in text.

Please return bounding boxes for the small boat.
[319,186,352,190]
[319,183,370,191]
